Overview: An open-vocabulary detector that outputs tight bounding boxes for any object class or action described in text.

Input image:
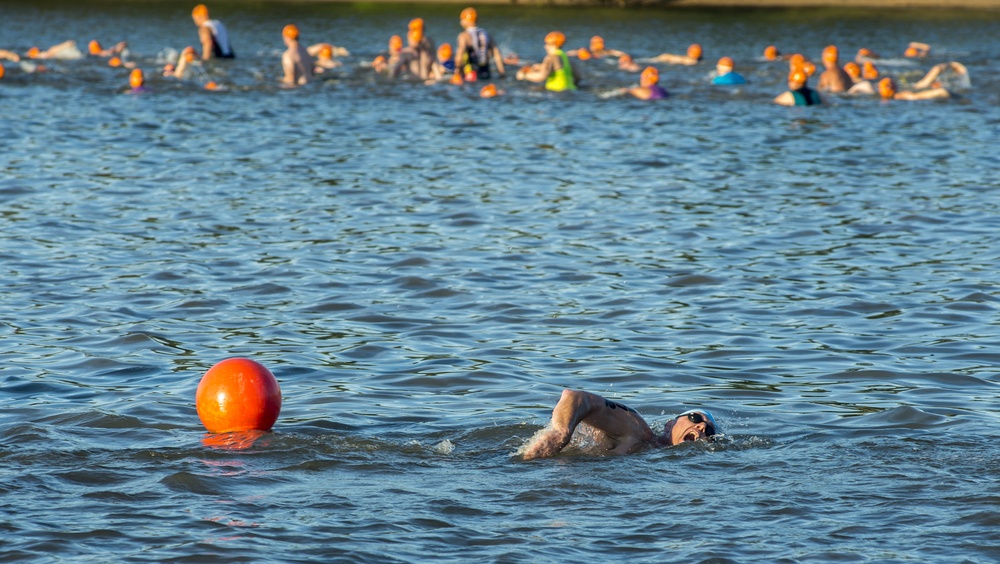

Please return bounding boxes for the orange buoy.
[196,358,281,434]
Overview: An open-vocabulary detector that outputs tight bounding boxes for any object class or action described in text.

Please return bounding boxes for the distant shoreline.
[209,0,1000,8]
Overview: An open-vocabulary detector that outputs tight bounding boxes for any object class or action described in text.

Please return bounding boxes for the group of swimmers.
[0,4,971,104]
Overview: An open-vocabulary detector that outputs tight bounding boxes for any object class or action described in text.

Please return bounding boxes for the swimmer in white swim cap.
[521,389,718,460]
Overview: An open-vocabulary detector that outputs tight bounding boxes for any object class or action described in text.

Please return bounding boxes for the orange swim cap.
[438,43,453,61]
[129,68,144,89]
[183,46,196,63]
[764,45,779,61]
[844,61,861,79]
[904,46,918,58]
[789,70,807,86]
[822,45,838,63]
[89,40,102,55]
[687,43,703,60]
[319,45,333,59]
[862,61,878,80]
[590,36,605,52]
[389,35,403,52]
[192,4,209,19]
[544,31,566,48]
[788,53,805,70]
[283,24,299,40]
[620,53,633,64]
[640,66,659,87]
[109,56,122,67]
[0,63,5,79]
[878,77,896,99]
[717,56,734,69]
[460,7,477,24]
[450,72,463,85]
[480,83,498,98]
[408,29,423,44]
[858,48,872,58]
[803,61,817,77]
[27,47,40,59]
[205,81,218,90]
[577,48,592,60]
[409,18,424,31]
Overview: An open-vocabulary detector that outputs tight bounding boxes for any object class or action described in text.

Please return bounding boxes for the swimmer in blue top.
[521,389,718,459]
[711,56,746,85]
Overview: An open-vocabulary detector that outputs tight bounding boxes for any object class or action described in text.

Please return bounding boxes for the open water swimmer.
[191,4,234,60]
[521,389,717,459]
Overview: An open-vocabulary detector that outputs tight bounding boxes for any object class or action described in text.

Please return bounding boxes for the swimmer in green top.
[521,389,718,459]
[515,31,579,92]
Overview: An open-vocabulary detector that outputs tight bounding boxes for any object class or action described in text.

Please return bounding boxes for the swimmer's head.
[460,7,477,25]
[389,35,403,53]
[192,4,209,22]
[904,46,918,58]
[27,47,40,59]
[640,66,659,87]
[129,68,144,89]
[437,43,453,62]
[788,53,805,71]
[0,63,5,80]
[182,46,196,63]
[671,409,718,444]
[687,43,703,60]
[450,72,463,85]
[319,44,333,60]
[409,18,424,31]
[878,77,896,99]
[716,56,734,73]
[408,29,423,46]
[89,40,102,55]
[619,53,633,65]
[862,61,878,80]
[844,61,861,80]
[283,24,299,41]
[857,47,873,59]
[822,45,838,64]
[544,31,566,48]
[764,45,779,61]
[204,81,219,90]
[590,35,605,52]
[577,48,592,60]
[373,55,387,71]
[803,61,817,77]
[109,56,122,68]
[788,69,808,88]
[480,83,498,98]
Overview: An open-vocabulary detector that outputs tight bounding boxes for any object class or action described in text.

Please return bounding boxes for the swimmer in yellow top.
[817,45,853,93]
[516,31,579,92]
[280,24,313,86]
[648,43,703,66]
[191,4,234,60]
[521,389,719,460]
[878,76,950,101]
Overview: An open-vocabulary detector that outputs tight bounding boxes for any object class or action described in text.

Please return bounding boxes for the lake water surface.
[2,2,999,562]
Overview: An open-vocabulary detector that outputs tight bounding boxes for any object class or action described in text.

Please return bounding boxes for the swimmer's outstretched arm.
[0,49,21,62]
[521,389,654,460]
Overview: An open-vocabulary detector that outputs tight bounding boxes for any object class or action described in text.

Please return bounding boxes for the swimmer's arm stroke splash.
[521,389,654,460]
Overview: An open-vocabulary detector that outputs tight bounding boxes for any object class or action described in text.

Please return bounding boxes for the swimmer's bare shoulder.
[521,389,655,460]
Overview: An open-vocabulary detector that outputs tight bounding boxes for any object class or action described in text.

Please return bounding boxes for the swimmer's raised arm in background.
[0,49,20,62]
[648,43,703,66]
[912,61,968,90]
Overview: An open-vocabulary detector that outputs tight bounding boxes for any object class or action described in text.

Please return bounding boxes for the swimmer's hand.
[521,428,571,460]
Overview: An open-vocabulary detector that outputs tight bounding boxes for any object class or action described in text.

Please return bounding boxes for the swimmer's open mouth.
[683,431,698,442]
